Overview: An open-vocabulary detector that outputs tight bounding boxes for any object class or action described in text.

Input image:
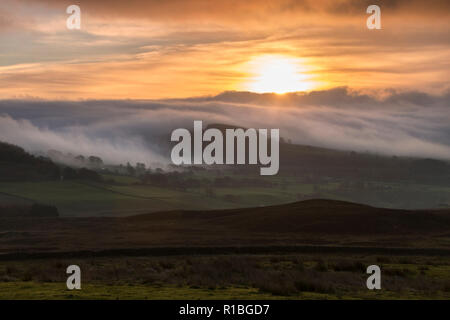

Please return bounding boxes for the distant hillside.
[0,141,60,181]
[148,122,450,182]
[163,123,450,185]
[278,142,450,184]
[0,141,101,182]
[132,199,450,236]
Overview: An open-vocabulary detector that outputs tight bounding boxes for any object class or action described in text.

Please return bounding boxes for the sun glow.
[244,55,314,94]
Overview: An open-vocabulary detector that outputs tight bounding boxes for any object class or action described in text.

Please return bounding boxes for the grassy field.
[0,282,283,300]
[1,254,449,300]
[0,170,449,217]
[0,178,308,216]
[0,180,237,216]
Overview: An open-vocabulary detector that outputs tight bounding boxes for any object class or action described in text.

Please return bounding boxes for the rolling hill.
[131,199,450,235]
[0,141,60,181]
[1,199,449,256]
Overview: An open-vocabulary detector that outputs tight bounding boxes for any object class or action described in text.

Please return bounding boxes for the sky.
[0,1,449,164]
[0,0,449,99]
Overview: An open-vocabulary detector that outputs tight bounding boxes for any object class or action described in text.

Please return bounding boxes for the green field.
[1,172,449,216]
[0,179,236,216]
[0,282,284,300]
[1,254,449,300]
[0,175,308,216]
[2,282,443,300]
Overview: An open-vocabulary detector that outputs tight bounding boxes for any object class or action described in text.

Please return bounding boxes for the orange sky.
[0,0,449,99]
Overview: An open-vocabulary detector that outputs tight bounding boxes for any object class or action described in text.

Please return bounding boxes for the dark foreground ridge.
[130,199,450,235]
[1,199,450,255]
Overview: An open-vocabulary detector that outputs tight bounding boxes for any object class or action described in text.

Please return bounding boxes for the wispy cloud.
[0,0,449,98]
[0,88,449,164]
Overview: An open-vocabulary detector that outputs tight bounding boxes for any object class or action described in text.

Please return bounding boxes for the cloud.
[0,114,166,167]
[16,0,450,21]
[0,88,449,164]
[0,0,448,99]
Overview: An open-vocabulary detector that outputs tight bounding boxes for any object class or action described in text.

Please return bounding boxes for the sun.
[244,55,314,94]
